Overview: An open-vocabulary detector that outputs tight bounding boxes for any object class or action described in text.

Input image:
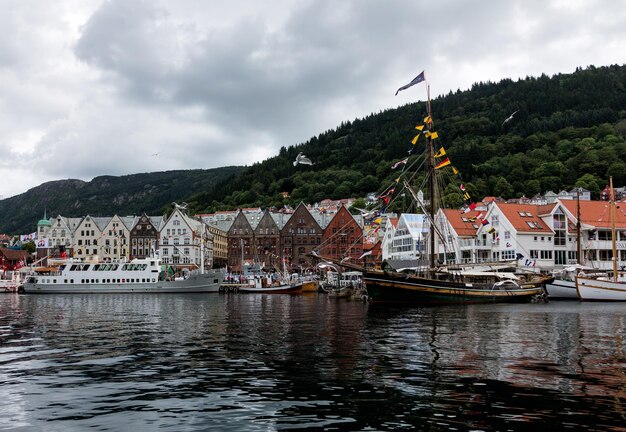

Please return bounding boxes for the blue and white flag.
[395,71,425,95]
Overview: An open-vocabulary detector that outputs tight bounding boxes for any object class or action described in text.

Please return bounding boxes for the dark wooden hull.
[363,271,546,304]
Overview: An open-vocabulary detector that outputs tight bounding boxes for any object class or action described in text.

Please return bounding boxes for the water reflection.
[1,294,625,431]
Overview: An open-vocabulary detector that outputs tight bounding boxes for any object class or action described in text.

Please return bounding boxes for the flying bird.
[502,110,519,126]
[152,151,162,157]
[293,152,314,166]
[353,207,378,219]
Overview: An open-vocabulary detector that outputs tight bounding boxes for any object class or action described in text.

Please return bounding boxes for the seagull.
[502,110,519,126]
[293,152,314,166]
[152,151,162,157]
[353,207,378,219]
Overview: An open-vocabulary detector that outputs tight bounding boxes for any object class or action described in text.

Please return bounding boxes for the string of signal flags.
[380,69,499,238]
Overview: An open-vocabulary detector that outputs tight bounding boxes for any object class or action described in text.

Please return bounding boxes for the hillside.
[3,64,626,234]
[0,167,242,234]
[188,64,626,213]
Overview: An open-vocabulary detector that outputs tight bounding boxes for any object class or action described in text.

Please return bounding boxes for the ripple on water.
[1,295,626,430]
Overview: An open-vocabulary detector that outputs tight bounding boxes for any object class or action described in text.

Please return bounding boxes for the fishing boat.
[317,73,549,304]
[22,257,224,294]
[237,274,303,294]
[576,177,626,301]
[237,258,303,294]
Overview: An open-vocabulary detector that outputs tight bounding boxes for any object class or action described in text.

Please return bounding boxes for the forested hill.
[2,65,625,234]
[0,167,242,234]
[189,64,626,213]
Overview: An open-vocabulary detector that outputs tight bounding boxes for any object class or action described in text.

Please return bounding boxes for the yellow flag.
[452,166,460,175]
[394,177,401,183]
[411,134,419,145]
[374,217,382,224]
[434,147,446,158]
[415,125,424,131]
[424,115,432,124]
[430,131,439,139]
[424,131,431,138]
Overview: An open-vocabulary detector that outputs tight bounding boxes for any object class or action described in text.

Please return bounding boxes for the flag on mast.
[395,71,425,95]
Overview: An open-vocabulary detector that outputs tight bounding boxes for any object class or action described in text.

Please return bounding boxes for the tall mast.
[426,84,436,270]
[576,188,582,265]
[610,177,618,281]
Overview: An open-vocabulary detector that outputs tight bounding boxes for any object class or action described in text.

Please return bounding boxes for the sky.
[1,0,625,199]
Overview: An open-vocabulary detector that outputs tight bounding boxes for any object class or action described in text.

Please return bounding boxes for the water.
[1,293,625,431]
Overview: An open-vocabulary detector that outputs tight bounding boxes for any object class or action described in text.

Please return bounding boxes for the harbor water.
[1,293,625,431]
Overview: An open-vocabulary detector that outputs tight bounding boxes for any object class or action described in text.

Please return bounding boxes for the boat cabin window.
[70,265,78,271]
[93,264,100,270]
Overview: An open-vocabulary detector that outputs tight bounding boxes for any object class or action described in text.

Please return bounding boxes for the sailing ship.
[576,177,626,301]
[317,73,550,304]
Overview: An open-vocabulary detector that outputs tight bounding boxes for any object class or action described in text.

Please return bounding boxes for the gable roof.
[0,248,30,261]
[396,214,428,238]
[496,203,552,233]
[560,199,626,229]
[441,209,481,237]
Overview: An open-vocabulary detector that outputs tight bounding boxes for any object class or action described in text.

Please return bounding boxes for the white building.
[100,215,135,261]
[389,214,429,260]
[72,215,106,260]
[159,207,214,269]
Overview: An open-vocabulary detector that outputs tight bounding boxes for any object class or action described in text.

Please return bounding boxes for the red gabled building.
[0,248,30,271]
[321,205,363,263]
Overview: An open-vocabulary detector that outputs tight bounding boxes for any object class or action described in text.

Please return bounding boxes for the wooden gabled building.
[130,213,161,259]
[227,211,255,272]
[253,210,281,270]
[280,203,322,271]
[321,205,363,263]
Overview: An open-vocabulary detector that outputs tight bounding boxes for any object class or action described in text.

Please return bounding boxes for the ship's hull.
[545,278,578,299]
[576,276,626,301]
[238,283,302,294]
[22,273,223,294]
[363,271,546,304]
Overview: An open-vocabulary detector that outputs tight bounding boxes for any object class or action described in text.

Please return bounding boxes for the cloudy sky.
[1,0,625,199]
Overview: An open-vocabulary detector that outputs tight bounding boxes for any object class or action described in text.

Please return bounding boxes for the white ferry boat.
[22,258,224,294]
